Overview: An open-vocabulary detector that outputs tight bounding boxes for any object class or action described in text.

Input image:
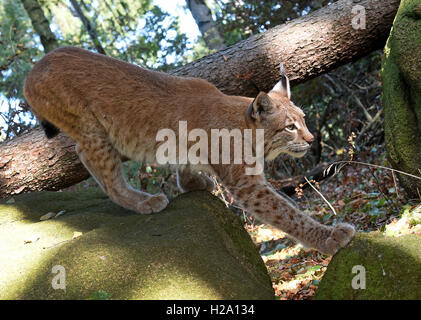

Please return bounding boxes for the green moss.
[314,232,421,300]
[382,0,421,197]
[0,190,274,300]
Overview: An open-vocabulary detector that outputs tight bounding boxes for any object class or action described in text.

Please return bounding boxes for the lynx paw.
[137,194,169,214]
[324,223,355,255]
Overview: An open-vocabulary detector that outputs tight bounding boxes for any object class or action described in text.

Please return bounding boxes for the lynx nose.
[305,132,314,144]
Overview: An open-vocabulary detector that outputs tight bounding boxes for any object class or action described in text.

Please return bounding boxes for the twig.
[355,108,383,144]
[392,171,400,198]
[325,161,421,181]
[353,94,373,122]
[304,177,337,216]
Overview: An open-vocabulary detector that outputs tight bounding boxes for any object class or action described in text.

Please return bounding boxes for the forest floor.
[243,153,421,300]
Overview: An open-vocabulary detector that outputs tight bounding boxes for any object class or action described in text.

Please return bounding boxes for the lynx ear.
[269,62,291,100]
[247,92,276,123]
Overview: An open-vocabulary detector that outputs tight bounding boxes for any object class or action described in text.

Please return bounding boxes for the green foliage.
[213,0,334,46]
[0,0,43,139]
[88,290,111,300]
[123,162,180,199]
[0,0,192,140]
[0,0,43,99]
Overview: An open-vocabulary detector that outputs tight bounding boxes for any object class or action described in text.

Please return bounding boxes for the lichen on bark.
[382,0,421,198]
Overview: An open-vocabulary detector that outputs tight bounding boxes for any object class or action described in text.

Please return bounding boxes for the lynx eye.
[285,124,296,131]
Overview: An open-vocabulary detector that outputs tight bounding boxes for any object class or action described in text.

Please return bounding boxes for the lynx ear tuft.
[247,92,276,123]
[270,62,291,100]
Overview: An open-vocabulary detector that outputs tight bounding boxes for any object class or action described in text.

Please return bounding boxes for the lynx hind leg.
[75,133,168,214]
[176,167,215,193]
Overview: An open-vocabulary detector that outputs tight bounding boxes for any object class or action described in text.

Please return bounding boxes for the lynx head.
[246,63,314,161]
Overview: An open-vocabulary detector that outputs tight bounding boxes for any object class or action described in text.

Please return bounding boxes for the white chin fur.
[265,149,284,161]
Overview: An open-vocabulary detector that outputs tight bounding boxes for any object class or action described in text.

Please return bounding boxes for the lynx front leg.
[75,139,168,214]
[225,172,354,255]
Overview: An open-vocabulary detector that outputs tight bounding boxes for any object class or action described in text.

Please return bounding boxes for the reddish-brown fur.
[24,47,354,254]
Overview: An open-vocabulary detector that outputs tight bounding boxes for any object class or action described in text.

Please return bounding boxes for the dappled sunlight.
[0,190,274,299]
[134,272,224,300]
[0,214,78,298]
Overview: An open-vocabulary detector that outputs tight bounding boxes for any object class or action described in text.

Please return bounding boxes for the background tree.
[0,0,190,141]
[68,0,106,54]
[382,0,421,198]
[0,0,44,140]
[186,0,226,52]
[213,0,333,46]
[20,0,58,53]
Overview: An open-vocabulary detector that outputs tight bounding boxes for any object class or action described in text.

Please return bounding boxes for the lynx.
[24,46,355,255]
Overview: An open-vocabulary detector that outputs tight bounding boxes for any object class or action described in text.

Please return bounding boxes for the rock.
[314,232,421,300]
[0,189,274,299]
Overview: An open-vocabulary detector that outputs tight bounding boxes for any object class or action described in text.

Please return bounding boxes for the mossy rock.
[314,232,421,300]
[382,0,421,197]
[0,189,274,300]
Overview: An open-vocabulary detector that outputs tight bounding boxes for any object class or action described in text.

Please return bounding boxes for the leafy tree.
[213,0,334,46]
[0,0,191,140]
[0,0,44,139]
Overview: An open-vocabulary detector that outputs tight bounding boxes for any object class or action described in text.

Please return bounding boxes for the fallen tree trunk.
[171,0,400,96]
[0,128,89,196]
[0,0,400,198]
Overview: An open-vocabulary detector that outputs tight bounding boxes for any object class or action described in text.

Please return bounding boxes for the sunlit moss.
[314,232,421,300]
[0,189,273,300]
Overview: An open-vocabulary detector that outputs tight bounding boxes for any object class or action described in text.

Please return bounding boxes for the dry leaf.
[55,210,66,218]
[72,231,83,239]
[40,212,57,221]
[24,235,40,244]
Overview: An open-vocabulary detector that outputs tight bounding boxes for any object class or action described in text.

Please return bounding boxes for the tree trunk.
[0,0,400,198]
[0,128,89,196]
[69,0,106,55]
[173,0,400,97]
[20,0,58,53]
[382,0,421,198]
[186,0,226,51]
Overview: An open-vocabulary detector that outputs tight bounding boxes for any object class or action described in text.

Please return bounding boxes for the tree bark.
[0,128,89,196]
[173,0,400,97]
[0,0,400,198]
[186,0,226,51]
[382,0,421,198]
[69,0,107,55]
[20,0,58,53]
